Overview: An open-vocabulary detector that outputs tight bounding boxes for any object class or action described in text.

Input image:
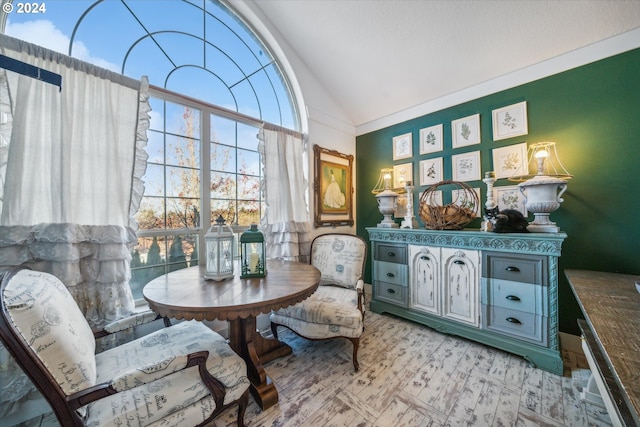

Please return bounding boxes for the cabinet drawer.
[482,305,548,346]
[375,260,407,286]
[483,279,546,316]
[374,281,408,307]
[482,252,546,286]
[375,243,407,264]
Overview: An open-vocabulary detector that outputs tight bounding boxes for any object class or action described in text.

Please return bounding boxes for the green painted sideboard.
[367,227,567,375]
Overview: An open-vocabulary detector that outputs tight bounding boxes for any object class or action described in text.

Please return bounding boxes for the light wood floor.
[214,310,612,427]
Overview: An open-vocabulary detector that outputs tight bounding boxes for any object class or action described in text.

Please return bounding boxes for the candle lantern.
[240,224,266,278]
[204,215,235,281]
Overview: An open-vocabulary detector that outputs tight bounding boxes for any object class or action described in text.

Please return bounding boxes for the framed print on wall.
[492,101,528,141]
[313,144,354,227]
[393,162,413,189]
[451,114,481,148]
[419,157,443,186]
[492,142,528,179]
[419,124,443,154]
[393,132,413,160]
[452,151,481,182]
[493,185,528,217]
[452,187,481,217]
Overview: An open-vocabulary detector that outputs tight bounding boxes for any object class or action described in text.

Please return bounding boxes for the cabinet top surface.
[366,228,566,256]
[565,269,640,423]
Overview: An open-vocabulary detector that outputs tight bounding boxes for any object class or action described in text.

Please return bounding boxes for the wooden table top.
[565,269,640,422]
[143,260,321,322]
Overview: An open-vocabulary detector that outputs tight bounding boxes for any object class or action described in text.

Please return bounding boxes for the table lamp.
[509,142,572,232]
[371,168,399,228]
[240,224,266,278]
[204,215,235,280]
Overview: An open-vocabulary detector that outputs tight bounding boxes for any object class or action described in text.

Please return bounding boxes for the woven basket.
[418,180,479,230]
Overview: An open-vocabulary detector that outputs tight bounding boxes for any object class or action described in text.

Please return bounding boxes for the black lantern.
[240,224,266,278]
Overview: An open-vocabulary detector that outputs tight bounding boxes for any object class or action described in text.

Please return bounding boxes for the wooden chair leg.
[270,321,279,339]
[349,337,360,371]
[237,390,249,427]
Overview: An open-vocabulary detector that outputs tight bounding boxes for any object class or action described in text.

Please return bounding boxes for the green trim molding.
[356,47,640,336]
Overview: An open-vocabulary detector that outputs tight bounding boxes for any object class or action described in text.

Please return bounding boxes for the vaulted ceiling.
[252,1,640,130]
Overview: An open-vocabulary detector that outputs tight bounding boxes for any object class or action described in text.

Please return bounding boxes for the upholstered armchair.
[0,267,250,427]
[270,233,367,371]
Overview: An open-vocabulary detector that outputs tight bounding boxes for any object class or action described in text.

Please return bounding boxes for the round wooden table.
[143,260,320,410]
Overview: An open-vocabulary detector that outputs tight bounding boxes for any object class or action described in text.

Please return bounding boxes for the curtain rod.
[149,84,304,139]
[0,54,62,91]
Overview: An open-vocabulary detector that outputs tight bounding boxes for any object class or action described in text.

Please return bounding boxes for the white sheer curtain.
[259,124,311,262]
[0,33,150,407]
[0,31,151,317]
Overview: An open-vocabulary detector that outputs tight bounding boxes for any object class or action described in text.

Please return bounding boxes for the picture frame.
[313,144,354,227]
[492,142,528,179]
[393,162,413,189]
[451,114,481,148]
[392,132,413,160]
[452,187,481,217]
[492,101,528,141]
[452,151,481,182]
[493,185,528,217]
[419,124,443,154]
[419,157,443,186]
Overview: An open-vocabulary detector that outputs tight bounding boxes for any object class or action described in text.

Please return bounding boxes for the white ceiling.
[252,1,640,130]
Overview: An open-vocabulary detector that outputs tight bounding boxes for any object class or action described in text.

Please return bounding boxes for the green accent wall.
[356,47,640,335]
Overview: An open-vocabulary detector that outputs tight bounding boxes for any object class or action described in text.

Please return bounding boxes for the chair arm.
[356,279,365,314]
[94,311,168,338]
[66,351,226,411]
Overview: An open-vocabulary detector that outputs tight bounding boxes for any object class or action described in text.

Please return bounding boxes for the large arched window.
[2,0,302,299]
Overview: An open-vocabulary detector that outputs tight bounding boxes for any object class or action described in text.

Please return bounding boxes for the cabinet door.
[442,247,480,327]
[409,245,440,315]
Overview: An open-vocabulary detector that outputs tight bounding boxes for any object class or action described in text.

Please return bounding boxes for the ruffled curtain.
[0,34,149,406]
[258,124,311,263]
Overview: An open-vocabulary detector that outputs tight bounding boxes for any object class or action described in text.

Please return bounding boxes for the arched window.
[3,0,302,299]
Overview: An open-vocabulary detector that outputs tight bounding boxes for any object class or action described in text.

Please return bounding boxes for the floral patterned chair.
[270,233,367,371]
[0,267,250,427]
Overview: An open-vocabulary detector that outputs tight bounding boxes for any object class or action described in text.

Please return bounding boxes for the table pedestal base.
[228,316,291,410]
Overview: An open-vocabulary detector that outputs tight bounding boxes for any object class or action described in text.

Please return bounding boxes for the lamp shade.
[240,224,266,278]
[204,215,234,281]
[509,141,572,182]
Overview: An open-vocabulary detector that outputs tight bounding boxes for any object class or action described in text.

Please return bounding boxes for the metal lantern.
[240,224,266,278]
[204,215,235,281]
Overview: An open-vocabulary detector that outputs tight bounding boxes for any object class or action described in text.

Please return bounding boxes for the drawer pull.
[505,295,521,302]
[387,252,396,257]
[506,317,522,324]
[386,272,395,278]
[420,255,430,261]
[453,260,465,265]
[505,266,520,272]
[386,288,396,294]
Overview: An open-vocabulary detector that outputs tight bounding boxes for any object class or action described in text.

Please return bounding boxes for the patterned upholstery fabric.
[311,234,366,289]
[270,286,363,338]
[4,270,97,395]
[3,269,250,427]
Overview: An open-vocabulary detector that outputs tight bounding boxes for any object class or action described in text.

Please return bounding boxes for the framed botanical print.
[452,187,481,217]
[393,162,413,188]
[492,101,528,141]
[419,124,443,154]
[393,132,413,160]
[452,151,481,182]
[313,145,354,227]
[419,157,443,186]
[452,114,481,148]
[493,185,528,216]
[492,142,528,179]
